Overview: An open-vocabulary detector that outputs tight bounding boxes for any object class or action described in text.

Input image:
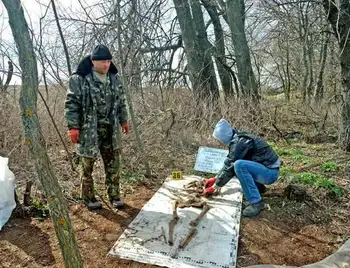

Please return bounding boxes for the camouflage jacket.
[65,56,128,158]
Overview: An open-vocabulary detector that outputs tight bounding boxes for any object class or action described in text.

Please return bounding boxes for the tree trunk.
[226,0,259,100]
[298,6,309,102]
[277,35,290,102]
[307,35,314,102]
[1,1,83,267]
[190,0,219,98]
[305,14,314,102]
[173,0,219,99]
[329,39,338,97]
[323,0,350,151]
[0,60,13,92]
[285,38,291,102]
[315,30,330,102]
[201,0,233,96]
[301,42,309,102]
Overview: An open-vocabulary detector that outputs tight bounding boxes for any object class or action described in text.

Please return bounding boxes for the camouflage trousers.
[78,127,121,201]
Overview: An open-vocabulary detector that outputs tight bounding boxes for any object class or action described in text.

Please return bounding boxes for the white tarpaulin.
[0,156,16,231]
[108,175,242,268]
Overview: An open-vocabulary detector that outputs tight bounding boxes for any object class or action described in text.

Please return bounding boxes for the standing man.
[65,44,129,210]
[203,119,280,217]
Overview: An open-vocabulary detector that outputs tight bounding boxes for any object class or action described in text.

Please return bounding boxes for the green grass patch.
[272,144,312,166]
[296,172,319,184]
[279,166,296,176]
[295,172,344,197]
[260,142,343,197]
[291,153,306,160]
[320,161,338,172]
[316,177,344,197]
[276,147,304,157]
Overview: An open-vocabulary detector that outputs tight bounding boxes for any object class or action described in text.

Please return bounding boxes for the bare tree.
[201,0,234,96]
[0,60,13,92]
[173,0,219,99]
[1,0,83,267]
[315,27,331,102]
[226,0,259,99]
[256,1,332,102]
[323,0,350,151]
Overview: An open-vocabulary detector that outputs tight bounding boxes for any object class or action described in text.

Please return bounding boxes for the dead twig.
[38,90,76,173]
[272,123,291,145]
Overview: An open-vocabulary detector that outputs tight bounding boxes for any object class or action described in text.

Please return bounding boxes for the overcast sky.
[1,0,81,38]
[0,0,99,84]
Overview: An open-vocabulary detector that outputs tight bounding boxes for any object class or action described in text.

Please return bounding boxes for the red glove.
[121,122,130,134]
[68,128,79,144]
[202,186,218,196]
[203,177,216,188]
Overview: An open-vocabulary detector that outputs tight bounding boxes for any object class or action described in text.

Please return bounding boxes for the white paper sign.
[194,146,229,174]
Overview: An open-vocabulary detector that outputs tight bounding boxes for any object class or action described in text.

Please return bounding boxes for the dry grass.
[0,86,344,202]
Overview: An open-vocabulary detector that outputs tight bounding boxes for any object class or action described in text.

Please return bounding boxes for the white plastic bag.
[0,156,16,231]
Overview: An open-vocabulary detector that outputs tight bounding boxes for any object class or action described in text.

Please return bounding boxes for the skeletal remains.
[168,201,179,246]
[167,180,211,251]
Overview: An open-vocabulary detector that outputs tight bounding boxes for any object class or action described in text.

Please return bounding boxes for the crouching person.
[203,119,280,217]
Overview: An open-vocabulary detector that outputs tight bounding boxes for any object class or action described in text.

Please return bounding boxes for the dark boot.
[84,197,102,210]
[242,202,265,217]
[111,198,124,209]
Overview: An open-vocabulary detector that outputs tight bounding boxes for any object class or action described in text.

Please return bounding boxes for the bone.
[190,204,210,227]
[179,226,196,249]
[178,197,205,208]
[161,226,167,243]
[184,180,203,189]
[168,200,179,246]
[183,181,204,195]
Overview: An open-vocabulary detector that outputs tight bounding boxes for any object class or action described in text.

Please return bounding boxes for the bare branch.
[139,36,182,53]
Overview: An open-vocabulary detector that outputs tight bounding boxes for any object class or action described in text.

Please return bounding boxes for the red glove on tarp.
[202,186,219,196]
[203,177,216,188]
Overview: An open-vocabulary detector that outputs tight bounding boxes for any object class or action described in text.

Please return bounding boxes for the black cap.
[91,44,112,60]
